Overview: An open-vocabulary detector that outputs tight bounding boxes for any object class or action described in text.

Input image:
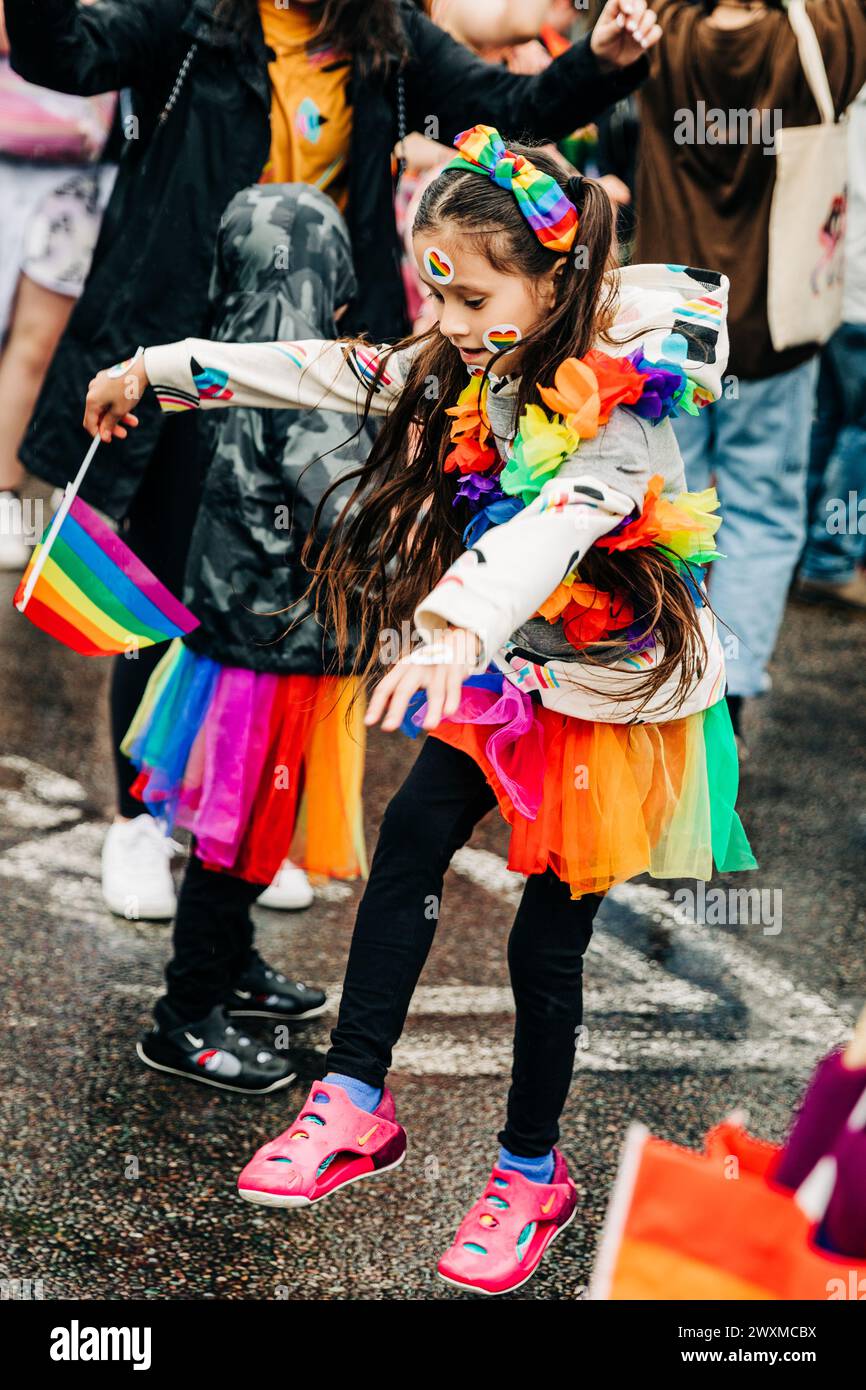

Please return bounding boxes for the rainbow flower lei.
[444,349,721,654]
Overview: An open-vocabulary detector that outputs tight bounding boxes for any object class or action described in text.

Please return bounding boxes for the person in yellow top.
[258,0,352,210]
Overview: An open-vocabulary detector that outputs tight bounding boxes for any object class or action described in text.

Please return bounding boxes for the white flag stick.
[16,435,101,613]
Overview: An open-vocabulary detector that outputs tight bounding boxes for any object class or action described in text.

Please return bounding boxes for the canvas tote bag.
[767,0,849,351]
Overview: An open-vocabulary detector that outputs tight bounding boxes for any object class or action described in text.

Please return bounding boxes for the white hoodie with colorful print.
[143,263,731,725]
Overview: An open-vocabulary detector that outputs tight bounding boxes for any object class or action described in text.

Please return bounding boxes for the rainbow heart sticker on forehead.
[482,323,522,353]
[423,246,455,285]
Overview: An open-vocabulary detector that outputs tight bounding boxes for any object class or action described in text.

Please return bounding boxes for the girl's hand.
[365,628,481,733]
[83,355,149,442]
[591,0,661,68]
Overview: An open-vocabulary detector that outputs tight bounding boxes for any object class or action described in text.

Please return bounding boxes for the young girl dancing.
[85,126,755,1295]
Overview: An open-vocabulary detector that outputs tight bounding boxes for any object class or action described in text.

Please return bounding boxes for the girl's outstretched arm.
[83,339,407,442]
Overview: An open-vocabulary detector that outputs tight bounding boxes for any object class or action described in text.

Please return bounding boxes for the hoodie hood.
[451,262,731,406]
[606,262,731,403]
[208,182,357,340]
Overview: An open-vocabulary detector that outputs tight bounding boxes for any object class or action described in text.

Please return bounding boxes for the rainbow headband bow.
[448,124,578,254]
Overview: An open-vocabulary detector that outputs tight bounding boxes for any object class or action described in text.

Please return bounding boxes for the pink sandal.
[437,1149,578,1295]
[237,1080,406,1209]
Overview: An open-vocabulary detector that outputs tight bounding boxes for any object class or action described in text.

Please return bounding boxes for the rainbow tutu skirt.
[401,673,756,898]
[122,638,367,886]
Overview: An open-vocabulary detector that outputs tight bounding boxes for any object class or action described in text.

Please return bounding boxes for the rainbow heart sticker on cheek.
[482,323,522,354]
[423,246,455,285]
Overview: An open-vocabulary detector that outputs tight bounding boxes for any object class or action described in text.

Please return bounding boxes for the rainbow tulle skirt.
[122,639,367,886]
[402,673,756,898]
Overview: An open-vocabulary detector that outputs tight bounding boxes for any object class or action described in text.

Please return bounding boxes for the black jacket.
[7,0,646,519]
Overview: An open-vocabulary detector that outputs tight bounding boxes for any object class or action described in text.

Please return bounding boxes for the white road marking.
[0,822,108,923]
[450,846,525,903]
[111,983,162,1000]
[0,755,88,804]
[0,791,82,831]
[0,785,855,1077]
[447,845,853,1073]
[0,755,86,830]
[389,1034,827,1076]
[323,972,717,1018]
[308,880,355,903]
[109,978,712,1021]
[0,820,104,882]
[610,881,842,1047]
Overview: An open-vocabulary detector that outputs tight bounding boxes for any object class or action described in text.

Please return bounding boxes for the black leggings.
[111,414,203,818]
[327,737,601,1157]
[164,854,263,1020]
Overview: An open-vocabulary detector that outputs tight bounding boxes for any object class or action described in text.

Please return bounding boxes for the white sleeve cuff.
[142,341,198,412]
[414,580,511,673]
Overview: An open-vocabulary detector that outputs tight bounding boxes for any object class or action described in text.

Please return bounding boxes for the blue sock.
[497,1145,555,1185]
[323,1072,382,1113]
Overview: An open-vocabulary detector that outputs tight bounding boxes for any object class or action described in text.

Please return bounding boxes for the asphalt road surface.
[1,551,864,1301]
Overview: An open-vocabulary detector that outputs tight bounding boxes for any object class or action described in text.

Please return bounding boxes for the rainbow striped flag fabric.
[14,491,199,657]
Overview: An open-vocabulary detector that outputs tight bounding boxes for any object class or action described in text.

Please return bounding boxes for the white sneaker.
[101,814,181,920]
[0,492,31,572]
[257,860,314,911]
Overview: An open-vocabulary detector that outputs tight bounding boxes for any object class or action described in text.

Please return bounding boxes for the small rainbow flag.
[14,441,198,656]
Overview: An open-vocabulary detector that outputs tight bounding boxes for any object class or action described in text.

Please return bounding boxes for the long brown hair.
[214,0,409,72]
[304,146,708,714]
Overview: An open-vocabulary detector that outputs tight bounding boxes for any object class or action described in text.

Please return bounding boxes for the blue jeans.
[800,323,866,583]
[674,356,818,698]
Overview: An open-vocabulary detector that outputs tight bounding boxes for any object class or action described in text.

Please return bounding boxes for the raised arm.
[5,0,188,95]
[402,0,659,145]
